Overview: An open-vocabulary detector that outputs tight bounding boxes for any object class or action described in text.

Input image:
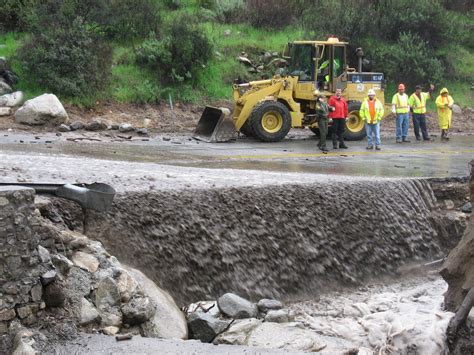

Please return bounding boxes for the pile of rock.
[186,293,325,352]
[1,188,187,353]
[58,119,148,136]
[33,196,187,339]
[236,51,287,75]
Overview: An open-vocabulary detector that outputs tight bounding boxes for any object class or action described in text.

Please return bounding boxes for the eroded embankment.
[53,177,464,306]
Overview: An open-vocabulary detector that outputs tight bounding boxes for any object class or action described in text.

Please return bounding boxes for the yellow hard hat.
[440,87,449,94]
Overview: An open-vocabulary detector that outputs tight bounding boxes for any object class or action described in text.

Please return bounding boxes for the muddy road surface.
[0,131,472,188]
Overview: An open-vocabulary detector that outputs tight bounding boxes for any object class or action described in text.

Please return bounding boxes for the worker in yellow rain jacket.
[360,89,385,150]
[435,88,454,141]
[408,84,435,141]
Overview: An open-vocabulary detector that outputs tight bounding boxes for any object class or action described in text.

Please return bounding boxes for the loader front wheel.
[250,101,291,142]
[344,101,366,141]
[239,120,255,137]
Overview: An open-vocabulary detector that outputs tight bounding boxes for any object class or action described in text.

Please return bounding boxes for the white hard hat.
[367,89,376,96]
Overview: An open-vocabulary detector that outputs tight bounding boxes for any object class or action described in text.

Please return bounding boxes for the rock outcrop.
[441,160,474,311]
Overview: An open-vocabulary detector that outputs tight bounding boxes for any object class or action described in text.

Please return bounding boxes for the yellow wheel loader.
[194,37,386,142]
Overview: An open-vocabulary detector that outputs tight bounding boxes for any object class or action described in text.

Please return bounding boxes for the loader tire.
[250,101,291,142]
[344,101,366,141]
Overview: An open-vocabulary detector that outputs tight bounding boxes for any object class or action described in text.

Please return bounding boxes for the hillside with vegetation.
[0,0,473,108]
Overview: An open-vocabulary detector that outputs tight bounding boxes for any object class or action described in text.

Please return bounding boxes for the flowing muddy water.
[48,178,462,306]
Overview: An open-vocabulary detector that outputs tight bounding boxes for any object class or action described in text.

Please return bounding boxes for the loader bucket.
[193,106,237,143]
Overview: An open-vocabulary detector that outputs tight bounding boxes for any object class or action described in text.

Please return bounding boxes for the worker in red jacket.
[328,88,349,149]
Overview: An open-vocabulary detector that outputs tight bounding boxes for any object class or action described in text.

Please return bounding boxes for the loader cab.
[286,43,315,82]
[285,38,348,92]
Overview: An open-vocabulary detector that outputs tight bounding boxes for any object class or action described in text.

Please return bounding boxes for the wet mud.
[66,178,463,306]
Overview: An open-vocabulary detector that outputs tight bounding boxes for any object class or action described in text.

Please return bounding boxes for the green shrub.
[17,19,112,97]
[245,0,300,28]
[0,0,38,32]
[136,15,212,83]
[369,32,443,88]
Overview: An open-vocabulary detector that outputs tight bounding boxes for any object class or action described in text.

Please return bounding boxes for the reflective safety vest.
[319,59,340,82]
[391,93,409,114]
[409,92,430,114]
[360,98,385,123]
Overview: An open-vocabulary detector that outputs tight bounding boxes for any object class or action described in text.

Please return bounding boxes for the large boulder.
[0,91,24,107]
[125,267,188,339]
[187,311,231,343]
[15,94,68,125]
[217,293,258,319]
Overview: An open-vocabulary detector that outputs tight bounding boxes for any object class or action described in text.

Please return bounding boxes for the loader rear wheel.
[250,101,291,142]
[344,101,366,141]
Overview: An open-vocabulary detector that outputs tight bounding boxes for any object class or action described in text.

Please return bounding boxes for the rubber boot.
[332,134,338,149]
[339,139,348,149]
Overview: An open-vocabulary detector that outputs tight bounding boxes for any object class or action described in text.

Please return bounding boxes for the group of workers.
[315,85,455,152]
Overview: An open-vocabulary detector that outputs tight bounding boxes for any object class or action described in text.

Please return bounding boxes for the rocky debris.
[79,297,100,325]
[186,301,220,318]
[452,104,462,115]
[187,311,231,343]
[264,309,295,323]
[121,296,154,325]
[116,269,138,303]
[213,318,262,345]
[235,50,287,76]
[102,326,120,336]
[40,270,57,285]
[126,267,188,340]
[95,277,122,326]
[0,107,11,116]
[217,293,258,319]
[43,280,66,308]
[119,123,134,133]
[72,251,99,273]
[15,94,68,125]
[37,246,51,263]
[51,254,73,275]
[0,91,24,107]
[445,199,455,210]
[257,299,283,313]
[85,118,107,131]
[462,201,472,213]
[57,124,71,132]
[10,328,36,355]
[136,128,148,136]
[69,121,85,131]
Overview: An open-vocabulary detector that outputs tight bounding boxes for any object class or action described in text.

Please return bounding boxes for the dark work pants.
[317,117,328,148]
[412,113,429,140]
[331,118,346,144]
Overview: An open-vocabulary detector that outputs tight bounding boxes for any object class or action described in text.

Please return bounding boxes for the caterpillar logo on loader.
[194,37,386,142]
